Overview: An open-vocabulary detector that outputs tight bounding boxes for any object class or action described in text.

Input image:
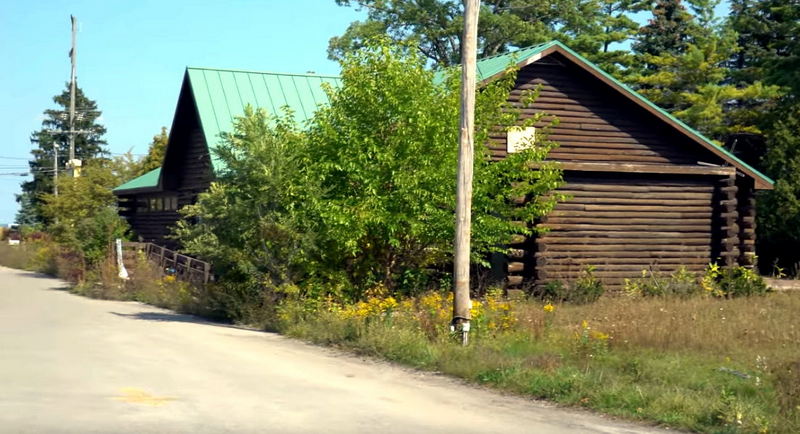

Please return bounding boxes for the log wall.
[489,53,721,168]
[525,175,717,291]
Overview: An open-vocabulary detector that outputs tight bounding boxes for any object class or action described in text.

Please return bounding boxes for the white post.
[116,239,129,280]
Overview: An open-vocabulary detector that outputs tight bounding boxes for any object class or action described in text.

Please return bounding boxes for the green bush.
[702,263,769,298]
[539,266,604,304]
[624,266,701,298]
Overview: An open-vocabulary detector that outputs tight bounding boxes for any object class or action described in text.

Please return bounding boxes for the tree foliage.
[177,41,563,300]
[135,127,169,177]
[329,0,641,71]
[17,84,108,225]
[626,0,780,139]
[40,162,129,267]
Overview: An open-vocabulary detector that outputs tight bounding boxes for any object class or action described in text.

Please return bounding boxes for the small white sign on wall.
[507,126,536,153]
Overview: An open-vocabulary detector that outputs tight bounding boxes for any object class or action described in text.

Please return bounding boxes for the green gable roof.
[461,40,774,189]
[186,67,342,173]
[113,167,161,193]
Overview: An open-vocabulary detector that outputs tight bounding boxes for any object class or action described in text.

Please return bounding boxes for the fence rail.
[122,242,212,284]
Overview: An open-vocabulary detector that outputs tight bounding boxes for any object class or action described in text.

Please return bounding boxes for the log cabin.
[114,41,774,290]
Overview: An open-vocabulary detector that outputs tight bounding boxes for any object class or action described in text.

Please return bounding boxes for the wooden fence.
[122,242,212,284]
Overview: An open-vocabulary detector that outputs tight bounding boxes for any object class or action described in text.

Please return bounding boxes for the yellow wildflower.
[543,303,555,313]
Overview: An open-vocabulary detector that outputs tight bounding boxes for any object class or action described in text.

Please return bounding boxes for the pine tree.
[563,0,646,72]
[632,0,696,57]
[16,84,108,225]
[627,0,780,139]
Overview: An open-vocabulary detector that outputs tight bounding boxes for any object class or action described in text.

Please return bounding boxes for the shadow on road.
[109,310,256,333]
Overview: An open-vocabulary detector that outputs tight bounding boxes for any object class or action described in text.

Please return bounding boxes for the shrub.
[539,266,604,304]
[701,263,769,298]
[623,266,700,298]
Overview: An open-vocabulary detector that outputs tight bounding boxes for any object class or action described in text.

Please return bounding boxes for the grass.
[277,292,800,433]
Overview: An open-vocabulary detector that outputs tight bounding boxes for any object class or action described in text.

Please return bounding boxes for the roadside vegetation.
[278,285,799,434]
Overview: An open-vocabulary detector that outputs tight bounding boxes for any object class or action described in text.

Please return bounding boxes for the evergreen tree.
[580,0,647,72]
[756,106,800,271]
[627,0,779,139]
[632,0,697,57]
[16,84,108,224]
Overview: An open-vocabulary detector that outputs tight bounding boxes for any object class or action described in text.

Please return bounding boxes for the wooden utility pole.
[453,0,480,346]
[67,15,79,178]
[53,143,58,196]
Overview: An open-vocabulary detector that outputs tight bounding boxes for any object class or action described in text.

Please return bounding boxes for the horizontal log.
[537,270,701,280]
[540,223,711,232]
[558,183,714,193]
[721,224,740,233]
[507,275,524,286]
[539,230,711,238]
[554,197,711,206]
[548,152,674,164]
[548,126,661,141]
[507,248,527,259]
[538,243,711,252]
[549,211,713,219]
[507,262,525,273]
[531,162,736,176]
[539,237,711,245]
[537,256,710,265]
[541,218,711,226]
[548,133,648,145]
[535,250,712,259]
[537,264,706,273]
[551,205,712,213]
[555,189,712,200]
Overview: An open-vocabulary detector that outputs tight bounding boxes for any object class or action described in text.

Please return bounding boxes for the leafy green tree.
[329,0,626,67]
[135,127,169,177]
[17,84,108,224]
[178,41,563,300]
[40,162,129,267]
[175,109,315,301]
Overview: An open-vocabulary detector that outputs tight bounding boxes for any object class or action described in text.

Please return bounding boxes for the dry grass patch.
[279,290,800,433]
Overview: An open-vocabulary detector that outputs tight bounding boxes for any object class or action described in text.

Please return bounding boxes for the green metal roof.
[186,67,342,173]
[113,168,161,193]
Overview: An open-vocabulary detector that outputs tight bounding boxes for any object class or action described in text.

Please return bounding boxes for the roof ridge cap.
[186,66,340,79]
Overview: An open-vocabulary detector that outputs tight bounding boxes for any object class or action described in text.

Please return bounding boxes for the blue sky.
[0,0,363,224]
